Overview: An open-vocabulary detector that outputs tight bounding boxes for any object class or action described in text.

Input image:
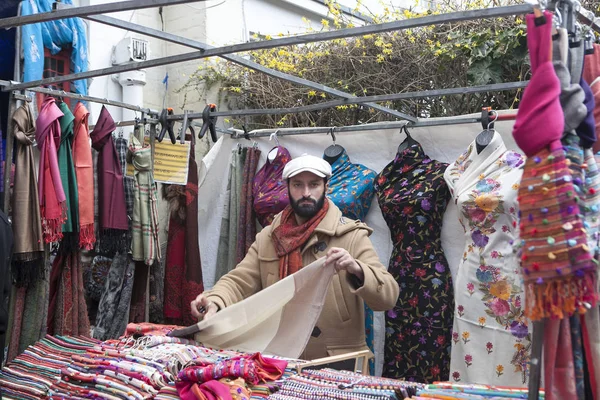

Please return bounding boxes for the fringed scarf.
[36,96,66,243]
[128,135,160,265]
[11,103,44,285]
[47,246,90,337]
[72,102,95,250]
[57,102,79,247]
[163,138,203,326]
[90,106,128,254]
[271,200,329,279]
[237,147,261,263]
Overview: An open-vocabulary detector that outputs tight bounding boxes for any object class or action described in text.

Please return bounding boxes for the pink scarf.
[72,102,95,249]
[36,96,66,243]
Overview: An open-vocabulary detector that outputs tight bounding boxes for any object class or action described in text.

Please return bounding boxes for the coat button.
[377,284,383,292]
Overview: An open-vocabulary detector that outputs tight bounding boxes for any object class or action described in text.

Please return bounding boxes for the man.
[191,154,399,360]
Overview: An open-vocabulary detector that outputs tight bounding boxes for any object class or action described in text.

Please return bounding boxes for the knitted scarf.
[271,199,329,279]
[11,103,44,285]
[36,96,66,243]
[90,106,128,254]
[128,134,160,265]
[57,102,79,241]
[72,102,95,250]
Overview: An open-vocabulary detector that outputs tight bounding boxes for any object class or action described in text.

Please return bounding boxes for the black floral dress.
[374,141,454,383]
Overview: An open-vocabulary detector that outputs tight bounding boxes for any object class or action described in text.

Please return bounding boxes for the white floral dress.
[444,132,531,386]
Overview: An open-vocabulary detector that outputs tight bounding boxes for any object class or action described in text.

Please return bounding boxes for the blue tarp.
[21,0,88,96]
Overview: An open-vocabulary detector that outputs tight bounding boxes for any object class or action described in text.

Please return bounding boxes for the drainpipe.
[112,37,149,137]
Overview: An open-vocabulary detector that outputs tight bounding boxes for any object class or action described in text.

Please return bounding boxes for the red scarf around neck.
[271,199,329,279]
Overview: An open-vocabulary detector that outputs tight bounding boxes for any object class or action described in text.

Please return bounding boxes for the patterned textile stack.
[0,324,298,400]
[269,368,424,400]
[414,382,544,399]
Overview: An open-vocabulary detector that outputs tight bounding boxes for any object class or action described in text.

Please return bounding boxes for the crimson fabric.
[47,248,90,336]
[177,379,231,400]
[513,12,564,157]
[90,106,128,253]
[544,318,578,400]
[164,140,204,325]
[176,353,287,399]
[271,200,329,278]
[36,96,66,243]
[237,148,261,263]
[252,146,291,227]
[583,44,600,85]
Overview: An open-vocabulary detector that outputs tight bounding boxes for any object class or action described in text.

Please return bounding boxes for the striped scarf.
[128,135,160,265]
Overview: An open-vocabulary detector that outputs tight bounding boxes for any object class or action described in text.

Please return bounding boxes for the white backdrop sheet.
[197,115,518,376]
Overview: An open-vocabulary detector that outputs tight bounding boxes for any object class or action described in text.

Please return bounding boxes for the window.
[36,47,72,111]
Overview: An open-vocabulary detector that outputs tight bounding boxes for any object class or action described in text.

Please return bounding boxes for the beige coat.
[205,199,399,360]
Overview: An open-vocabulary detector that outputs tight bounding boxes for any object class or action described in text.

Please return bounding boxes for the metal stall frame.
[0,2,599,398]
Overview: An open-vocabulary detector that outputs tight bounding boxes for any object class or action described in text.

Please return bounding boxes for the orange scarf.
[271,200,329,279]
[72,103,95,250]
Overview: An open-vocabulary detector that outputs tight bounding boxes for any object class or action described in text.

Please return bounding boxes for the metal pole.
[78,12,412,121]
[2,5,534,93]
[2,4,22,214]
[160,81,529,120]
[527,320,545,400]
[0,84,159,116]
[0,0,208,29]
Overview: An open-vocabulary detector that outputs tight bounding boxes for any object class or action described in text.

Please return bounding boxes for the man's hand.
[325,247,364,282]
[190,294,219,321]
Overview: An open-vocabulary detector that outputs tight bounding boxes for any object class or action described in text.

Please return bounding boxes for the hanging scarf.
[36,96,66,243]
[90,106,128,254]
[163,139,203,325]
[237,147,261,263]
[11,103,44,285]
[72,102,95,250]
[128,134,160,265]
[57,101,79,240]
[47,247,90,336]
[252,146,291,227]
[271,199,329,279]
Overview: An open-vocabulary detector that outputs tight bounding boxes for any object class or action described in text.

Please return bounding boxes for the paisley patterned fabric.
[444,131,530,386]
[374,140,453,383]
[327,151,377,221]
[252,146,291,227]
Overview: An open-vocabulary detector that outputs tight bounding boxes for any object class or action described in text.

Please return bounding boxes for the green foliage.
[178,0,533,130]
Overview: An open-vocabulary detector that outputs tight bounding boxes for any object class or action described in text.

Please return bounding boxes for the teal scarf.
[58,102,79,235]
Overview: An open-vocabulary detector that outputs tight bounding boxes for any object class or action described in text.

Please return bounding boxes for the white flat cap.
[282,154,332,180]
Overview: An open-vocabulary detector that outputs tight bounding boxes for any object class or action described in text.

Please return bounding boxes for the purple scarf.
[90,106,128,253]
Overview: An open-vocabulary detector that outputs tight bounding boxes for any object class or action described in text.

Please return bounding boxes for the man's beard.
[289,192,326,219]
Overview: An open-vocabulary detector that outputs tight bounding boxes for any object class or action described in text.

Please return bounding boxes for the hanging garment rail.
[162,81,528,121]
[12,93,31,102]
[0,0,206,29]
[0,82,160,116]
[69,9,410,121]
[221,111,517,139]
[1,4,535,93]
